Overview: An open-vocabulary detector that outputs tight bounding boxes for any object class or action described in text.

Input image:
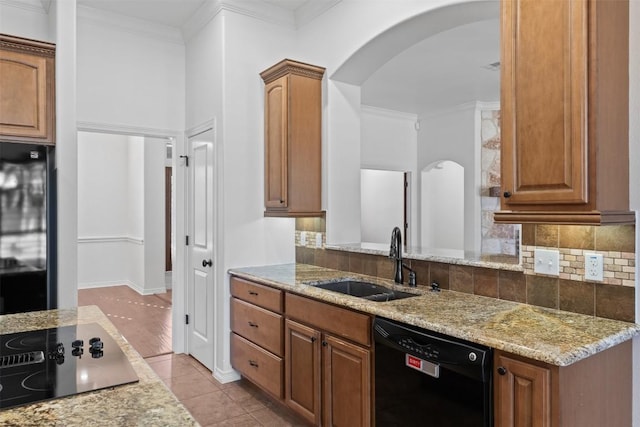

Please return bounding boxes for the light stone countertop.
[325,242,523,271]
[228,263,640,367]
[0,305,199,427]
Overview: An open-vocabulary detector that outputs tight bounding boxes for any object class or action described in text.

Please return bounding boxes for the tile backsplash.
[295,219,636,323]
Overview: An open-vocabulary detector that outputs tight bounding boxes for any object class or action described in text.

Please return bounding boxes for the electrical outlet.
[534,248,560,276]
[584,253,604,281]
[300,231,307,246]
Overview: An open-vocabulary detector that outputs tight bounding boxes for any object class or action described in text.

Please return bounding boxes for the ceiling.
[74,0,499,116]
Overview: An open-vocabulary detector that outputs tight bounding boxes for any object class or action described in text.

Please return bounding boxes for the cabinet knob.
[503,191,512,198]
[497,366,507,376]
[310,337,317,343]
[322,341,328,347]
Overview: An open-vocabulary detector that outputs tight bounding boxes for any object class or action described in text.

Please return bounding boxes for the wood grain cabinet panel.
[495,341,632,427]
[0,34,55,145]
[230,333,283,399]
[260,59,325,217]
[285,319,322,426]
[497,0,632,224]
[285,295,373,426]
[322,334,371,427]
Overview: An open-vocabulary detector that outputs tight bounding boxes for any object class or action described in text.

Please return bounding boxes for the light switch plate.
[584,253,604,281]
[300,231,307,245]
[534,248,560,276]
[315,233,323,248]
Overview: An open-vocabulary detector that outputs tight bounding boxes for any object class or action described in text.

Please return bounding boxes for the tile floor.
[79,285,309,426]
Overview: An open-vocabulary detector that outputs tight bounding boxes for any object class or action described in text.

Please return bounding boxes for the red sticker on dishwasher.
[406,354,422,369]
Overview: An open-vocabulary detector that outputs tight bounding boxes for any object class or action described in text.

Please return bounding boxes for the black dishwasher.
[374,317,492,426]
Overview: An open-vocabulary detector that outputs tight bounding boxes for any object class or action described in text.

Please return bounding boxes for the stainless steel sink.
[312,280,418,302]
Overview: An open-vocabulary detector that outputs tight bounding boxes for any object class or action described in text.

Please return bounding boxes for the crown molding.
[77,5,184,45]
[361,105,418,122]
[182,0,342,42]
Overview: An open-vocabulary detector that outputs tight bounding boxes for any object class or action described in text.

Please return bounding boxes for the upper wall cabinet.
[0,34,56,145]
[260,59,325,218]
[495,0,632,225]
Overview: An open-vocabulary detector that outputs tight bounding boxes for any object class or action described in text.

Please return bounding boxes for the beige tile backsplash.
[295,219,637,323]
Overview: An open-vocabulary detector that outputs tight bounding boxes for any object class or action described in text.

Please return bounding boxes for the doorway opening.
[76,130,176,358]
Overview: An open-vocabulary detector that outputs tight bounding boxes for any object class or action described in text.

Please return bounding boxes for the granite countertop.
[228,263,640,367]
[325,242,523,271]
[0,305,198,427]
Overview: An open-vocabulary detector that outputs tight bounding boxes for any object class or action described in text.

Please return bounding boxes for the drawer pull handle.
[248,291,259,296]
[248,322,259,328]
[249,360,259,368]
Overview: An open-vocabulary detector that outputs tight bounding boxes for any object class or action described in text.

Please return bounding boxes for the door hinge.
[185,235,189,246]
[179,155,189,167]
[185,314,189,325]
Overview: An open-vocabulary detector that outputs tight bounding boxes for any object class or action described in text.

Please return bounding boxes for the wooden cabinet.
[494,352,552,427]
[260,59,325,217]
[285,293,372,426]
[496,0,632,225]
[230,276,284,399]
[0,34,55,145]
[494,340,632,427]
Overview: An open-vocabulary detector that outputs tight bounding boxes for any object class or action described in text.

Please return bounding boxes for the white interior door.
[187,128,215,369]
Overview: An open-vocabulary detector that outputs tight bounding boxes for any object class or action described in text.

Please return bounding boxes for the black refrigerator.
[0,142,57,314]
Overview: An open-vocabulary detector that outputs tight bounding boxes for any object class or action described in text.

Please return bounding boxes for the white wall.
[185,9,298,379]
[361,106,418,244]
[143,137,167,295]
[418,103,479,251]
[0,0,51,42]
[421,161,464,250]
[76,8,185,131]
[360,169,405,244]
[77,133,165,294]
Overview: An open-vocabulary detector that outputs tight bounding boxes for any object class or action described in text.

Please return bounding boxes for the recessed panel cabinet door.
[0,36,55,144]
[501,0,588,206]
[495,353,551,427]
[264,76,288,209]
[323,334,371,427]
[285,319,321,426]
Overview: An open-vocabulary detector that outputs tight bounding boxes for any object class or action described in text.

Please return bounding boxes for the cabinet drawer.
[285,293,371,347]
[231,298,283,356]
[231,276,283,313]
[231,333,283,399]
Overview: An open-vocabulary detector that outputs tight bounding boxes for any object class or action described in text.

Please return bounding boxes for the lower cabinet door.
[495,353,551,427]
[230,333,283,399]
[323,334,371,427]
[285,319,322,426]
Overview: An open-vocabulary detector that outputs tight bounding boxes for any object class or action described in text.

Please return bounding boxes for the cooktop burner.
[0,323,139,409]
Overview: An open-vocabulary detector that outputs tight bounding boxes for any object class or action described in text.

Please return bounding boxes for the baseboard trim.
[79,280,166,296]
[213,367,241,384]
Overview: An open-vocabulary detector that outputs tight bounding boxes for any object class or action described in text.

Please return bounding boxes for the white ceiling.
[361,18,500,115]
[73,0,499,116]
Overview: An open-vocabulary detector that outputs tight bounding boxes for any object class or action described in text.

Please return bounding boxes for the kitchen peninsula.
[229,263,640,426]
[0,306,198,426]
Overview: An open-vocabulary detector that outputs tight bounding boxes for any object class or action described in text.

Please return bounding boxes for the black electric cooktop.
[0,323,139,409]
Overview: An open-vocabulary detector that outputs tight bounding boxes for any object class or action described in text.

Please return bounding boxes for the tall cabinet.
[495,0,632,225]
[260,59,325,217]
[0,34,55,145]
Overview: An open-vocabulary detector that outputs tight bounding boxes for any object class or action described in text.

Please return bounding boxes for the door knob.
[202,259,212,267]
